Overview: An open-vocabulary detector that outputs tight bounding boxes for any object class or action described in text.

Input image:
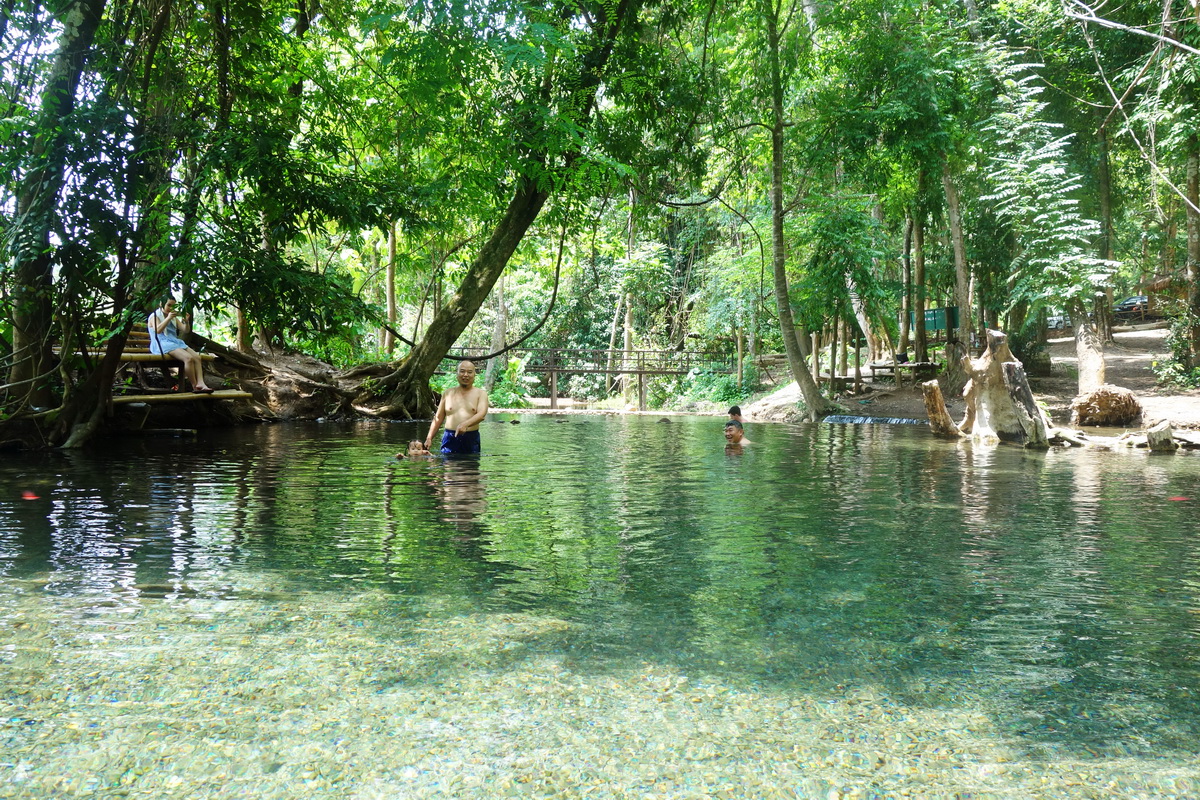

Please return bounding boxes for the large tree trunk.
[856,206,887,362]
[913,212,929,363]
[846,283,877,363]
[764,0,831,419]
[47,0,173,448]
[941,162,971,397]
[1188,133,1200,365]
[1072,301,1107,395]
[1097,117,1116,344]
[899,216,913,354]
[8,0,108,410]
[365,0,638,417]
[53,333,130,448]
[374,181,550,417]
[943,161,971,348]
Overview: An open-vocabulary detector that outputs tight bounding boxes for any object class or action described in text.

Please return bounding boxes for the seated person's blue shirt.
[440,429,481,454]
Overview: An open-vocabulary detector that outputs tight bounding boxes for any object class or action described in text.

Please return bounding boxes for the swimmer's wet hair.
[724,420,743,429]
[728,405,741,416]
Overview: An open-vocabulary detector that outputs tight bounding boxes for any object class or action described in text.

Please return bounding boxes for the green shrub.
[566,373,608,402]
[485,356,535,408]
[680,368,750,404]
[1152,312,1200,389]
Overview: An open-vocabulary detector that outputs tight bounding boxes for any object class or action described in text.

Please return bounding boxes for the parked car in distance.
[1046,312,1069,330]
[1113,295,1149,321]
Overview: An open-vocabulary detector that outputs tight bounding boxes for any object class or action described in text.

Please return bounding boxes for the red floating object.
[21,490,39,500]
[1168,496,1191,502]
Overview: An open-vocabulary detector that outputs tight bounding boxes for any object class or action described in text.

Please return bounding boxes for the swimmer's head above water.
[724,419,747,445]
[399,440,431,459]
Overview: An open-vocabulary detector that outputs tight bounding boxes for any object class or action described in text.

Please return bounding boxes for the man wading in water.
[425,360,489,454]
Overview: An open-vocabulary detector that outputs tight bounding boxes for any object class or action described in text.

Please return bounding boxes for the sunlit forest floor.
[523,324,1200,431]
[832,324,1200,429]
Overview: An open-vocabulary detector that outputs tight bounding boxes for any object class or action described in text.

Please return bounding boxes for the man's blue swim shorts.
[440,429,481,454]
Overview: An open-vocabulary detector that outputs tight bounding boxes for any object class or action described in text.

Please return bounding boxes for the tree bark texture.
[913,214,928,362]
[1147,420,1178,453]
[8,0,108,409]
[1094,114,1115,342]
[921,379,963,438]
[956,330,1052,448]
[943,161,971,350]
[1188,133,1200,364]
[900,216,913,354]
[764,0,830,419]
[1072,303,1107,395]
[847,276,878,363]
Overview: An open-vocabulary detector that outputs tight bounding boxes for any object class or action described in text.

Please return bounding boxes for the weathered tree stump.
[1146,420,1179,452]
[1069,384,1142,427]
[931,329,1052,448]
[921,379,963,438]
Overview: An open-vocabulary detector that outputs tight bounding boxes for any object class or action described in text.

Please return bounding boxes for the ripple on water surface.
[2,417,1200,797]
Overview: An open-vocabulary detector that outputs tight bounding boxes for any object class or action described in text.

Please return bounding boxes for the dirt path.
[1040,326,1200,428]
[748,324,1200,430]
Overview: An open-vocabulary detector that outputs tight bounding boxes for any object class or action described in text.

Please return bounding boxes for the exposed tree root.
[1070,384,1142,427]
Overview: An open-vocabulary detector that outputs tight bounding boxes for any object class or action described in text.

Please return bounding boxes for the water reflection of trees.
[5,419,1200,754]
[950,446,1200,753]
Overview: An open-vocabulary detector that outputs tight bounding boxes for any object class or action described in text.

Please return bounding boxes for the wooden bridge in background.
[445,347,737,410]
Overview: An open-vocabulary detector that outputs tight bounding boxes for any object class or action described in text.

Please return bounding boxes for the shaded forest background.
[5,0,1200,446]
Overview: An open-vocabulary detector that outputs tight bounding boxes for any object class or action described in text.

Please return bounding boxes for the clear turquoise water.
[3,415,1200,797]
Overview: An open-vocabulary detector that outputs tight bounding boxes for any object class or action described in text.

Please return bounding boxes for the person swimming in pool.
[425,360,489,454]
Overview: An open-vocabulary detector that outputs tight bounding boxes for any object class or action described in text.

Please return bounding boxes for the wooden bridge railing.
[445,347,737,409]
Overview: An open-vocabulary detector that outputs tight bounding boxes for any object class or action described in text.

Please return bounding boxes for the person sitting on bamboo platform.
[724,419,752,446]
[425,360,489,455]
[147,297,214,393]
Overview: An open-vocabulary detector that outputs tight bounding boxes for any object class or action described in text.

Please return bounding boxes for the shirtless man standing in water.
[425,360,489,454]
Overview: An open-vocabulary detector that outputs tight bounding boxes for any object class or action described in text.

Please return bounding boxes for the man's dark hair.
[728,405,741,416]
[724,419,743,429]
